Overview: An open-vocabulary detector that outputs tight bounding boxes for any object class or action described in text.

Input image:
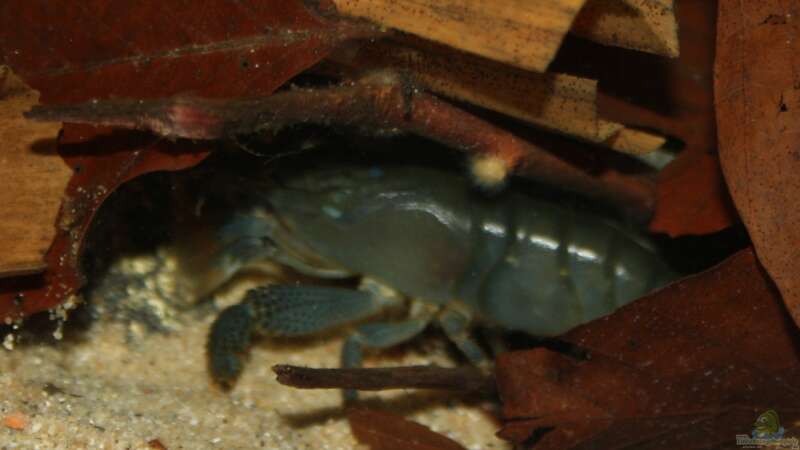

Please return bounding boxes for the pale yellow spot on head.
[469,155,508,188]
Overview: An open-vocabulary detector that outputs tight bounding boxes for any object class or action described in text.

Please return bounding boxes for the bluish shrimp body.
[207,165,675,388]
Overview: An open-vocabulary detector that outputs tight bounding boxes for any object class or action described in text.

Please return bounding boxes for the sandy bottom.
[0,257,510,450]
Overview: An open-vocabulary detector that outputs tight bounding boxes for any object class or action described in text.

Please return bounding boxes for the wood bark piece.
[329,0,587,73]
[555,1,736,236]
[0,67,71,278]
[599,120,666,154]
[715,0,800,327]
[572,0,679,57]
[332,41,666,154]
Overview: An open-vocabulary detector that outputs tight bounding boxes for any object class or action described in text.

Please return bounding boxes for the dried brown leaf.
[348,408,467,450]
[0,1,350,321]
[0,1,362,103]
[496,248,800,448]
[650,148,736,238]
[715,0,800,328]
[0,125,210,322]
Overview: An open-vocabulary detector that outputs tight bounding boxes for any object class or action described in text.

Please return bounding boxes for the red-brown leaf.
[715,0,800,328]
[0,125,209,321]
[496,248,800,449]
[348,408,467,450]
[640,0,738,236]
[0,1,356,103]
[0,1,355,320]
[649,148,736,237]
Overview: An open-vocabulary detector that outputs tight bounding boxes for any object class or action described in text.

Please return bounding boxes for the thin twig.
[26,73,655,218]
[273,364,496,395]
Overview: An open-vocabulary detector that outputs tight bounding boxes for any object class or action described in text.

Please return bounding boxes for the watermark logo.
[736,409,798,449]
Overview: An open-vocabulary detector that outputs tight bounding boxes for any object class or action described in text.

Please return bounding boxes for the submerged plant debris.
[1,0,799,449]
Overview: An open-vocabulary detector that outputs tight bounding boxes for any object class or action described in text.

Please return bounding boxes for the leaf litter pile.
[1,1,799,449]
